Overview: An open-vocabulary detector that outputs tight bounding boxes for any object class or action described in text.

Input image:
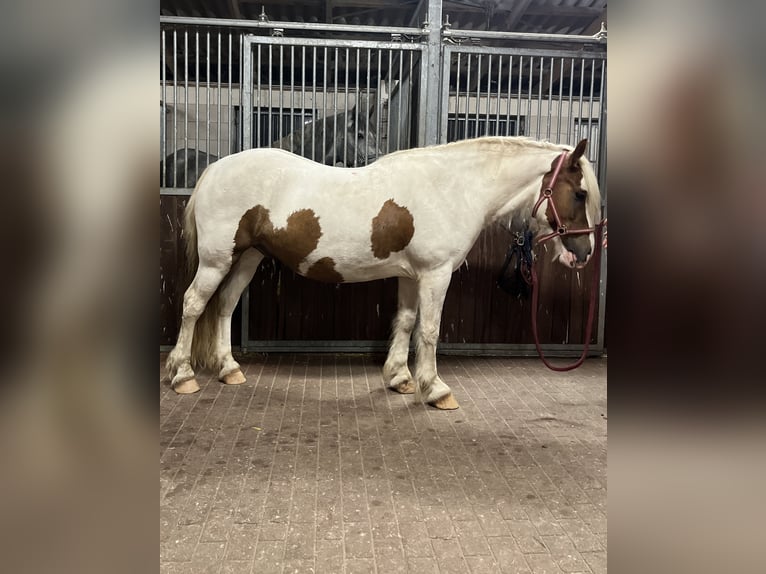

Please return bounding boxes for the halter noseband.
[531,151,602,245]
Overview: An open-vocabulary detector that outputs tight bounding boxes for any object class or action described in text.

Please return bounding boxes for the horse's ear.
[570,139,588,166]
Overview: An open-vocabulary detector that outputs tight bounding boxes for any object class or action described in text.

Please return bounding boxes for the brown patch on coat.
[234,205,322,271]
[305,257,344,283]
[370,199,414,259]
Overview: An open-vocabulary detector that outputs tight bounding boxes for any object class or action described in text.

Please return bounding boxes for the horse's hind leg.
[414,267,459,410]
[214,248,264,385]
[166,261,230,393]
[384,277,418,394]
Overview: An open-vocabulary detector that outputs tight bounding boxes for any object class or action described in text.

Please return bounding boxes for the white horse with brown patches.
[166,136,602,409]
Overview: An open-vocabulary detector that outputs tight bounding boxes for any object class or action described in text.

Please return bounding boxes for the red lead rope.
[529,222,604,371]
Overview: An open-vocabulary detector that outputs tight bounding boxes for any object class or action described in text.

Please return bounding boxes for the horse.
[161,148,218,188]
[270,105,382,167]
[165,136,602,410]
[161,104,383,186]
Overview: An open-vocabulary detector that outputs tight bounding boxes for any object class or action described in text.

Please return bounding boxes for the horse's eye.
[357,130,365,139]
[575,190,587,201]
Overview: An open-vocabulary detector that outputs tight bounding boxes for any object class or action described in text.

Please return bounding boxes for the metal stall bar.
[278,45,284,143]
[240,32,253,353]
[505,55,512,135]
[464,54,471,139]
[194,31,199,174]
[312,47,317,161]
[162,15,426,38]
[322,46,327,162]
[557,57,564,142]
[568,58,575,145]
[206,32,210,160]
[291,46,296,145]
[494,54,501,134]
[587,57,596,163]
[364,48,378,161]
[596,59,608,349]
[484,54,492,135]
[536,57,543,138]
[474,54,481,138]
[172,30,178,186]
[354,48,360,167]
[397,48,404,150]
[228,32,232,157]
[577,58,585,145]
[344,48,350,167]
[386,49,392,153]
[161,30,166,187]
[516,55,523,136]
[546,57,553,140]
[407,50,414,146]
[268,45,273,147]
[256,44,261,150]
[183,31,188,188]
[443,27,606,44]
[217,32,221,157]
[527,56,533,138]
[334,47,339,162]
[301,46,306,158]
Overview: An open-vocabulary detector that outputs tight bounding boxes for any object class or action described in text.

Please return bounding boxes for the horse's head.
[327,100,383,167]
[534,139,602,268]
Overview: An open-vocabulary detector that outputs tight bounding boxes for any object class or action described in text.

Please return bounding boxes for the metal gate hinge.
[593,22,607,41]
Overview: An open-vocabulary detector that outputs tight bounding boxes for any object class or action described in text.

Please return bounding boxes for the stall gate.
[160,16,607,356]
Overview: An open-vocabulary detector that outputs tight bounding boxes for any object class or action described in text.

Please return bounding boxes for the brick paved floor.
[160,354,607,573]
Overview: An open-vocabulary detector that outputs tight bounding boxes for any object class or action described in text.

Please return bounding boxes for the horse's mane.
[439,136,571,153]
[378,136,575,163]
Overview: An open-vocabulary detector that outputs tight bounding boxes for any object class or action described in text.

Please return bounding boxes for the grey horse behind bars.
[161,100,383,187]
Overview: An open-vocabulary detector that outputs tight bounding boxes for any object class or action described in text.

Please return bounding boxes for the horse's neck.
[436,146,548,227]
[322,125,345,164]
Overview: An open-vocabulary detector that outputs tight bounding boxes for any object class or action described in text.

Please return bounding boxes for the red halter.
[528,151,606,372]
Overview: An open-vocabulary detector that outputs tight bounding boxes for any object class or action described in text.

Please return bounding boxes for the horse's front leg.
[383,277,418,394]
[414,267,459,410]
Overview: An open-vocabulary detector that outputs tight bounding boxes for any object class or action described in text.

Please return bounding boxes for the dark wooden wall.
[161,196,599,348]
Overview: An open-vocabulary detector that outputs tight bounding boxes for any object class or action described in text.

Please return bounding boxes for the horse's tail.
[182,168,223,372]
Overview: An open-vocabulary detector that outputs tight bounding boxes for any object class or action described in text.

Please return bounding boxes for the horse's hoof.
[173,377,200,394]
[391,381,416,394]
[221,369,246,385]
[429,393,459,410]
